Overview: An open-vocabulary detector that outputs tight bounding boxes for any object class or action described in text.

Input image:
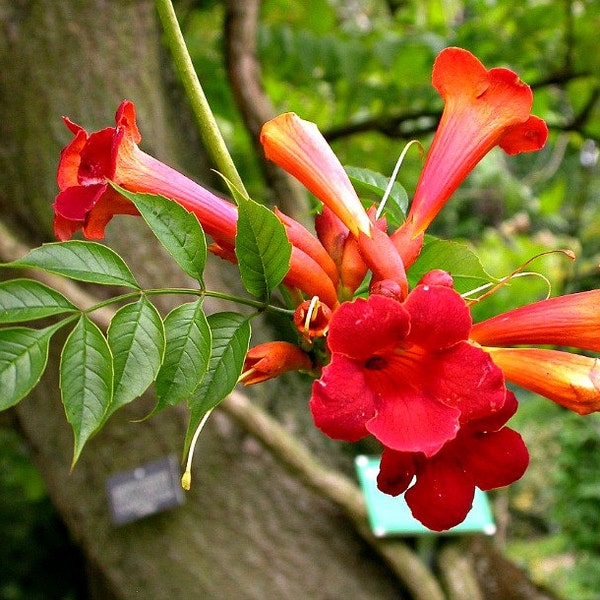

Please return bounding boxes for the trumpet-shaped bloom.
[486,348,600,415]
[471,291,600,414]
[400,47,548,238]
[309,283,507,456]
[53,101,340,307]
[471,290,600,351]
[240,342,313,385]
[260,113,372,237]
[377,392,529,531]
[54,100,238,248]
[314,206,369,299]
[293,298,333,339]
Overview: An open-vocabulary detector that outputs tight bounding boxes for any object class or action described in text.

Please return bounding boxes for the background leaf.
[60,316,114,465]
[184,312,251,455]
[407,238,496,294]
[235,195,292,299]
[0,324,62,410]
[345,165,408,227]
[0,279,78,324]
[153,300,211,413]
[6,241,139,288]
[105,296,165,421]
[114,186,208,285]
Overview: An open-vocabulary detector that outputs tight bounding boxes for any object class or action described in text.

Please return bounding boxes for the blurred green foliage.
[0,427,85,600]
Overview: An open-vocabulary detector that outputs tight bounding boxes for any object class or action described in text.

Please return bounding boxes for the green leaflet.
[183,312,251,456]
[5,241,139,289]
[113,186,208,285]
[0,279,77,323]
[105,296,165,422]
[235,195,292,299]
[60,315,114,466]
[217,173,291,300]
[0,323,63,410]
[408,238,496,294]
[345,165,408,226]
[153,300,212,413]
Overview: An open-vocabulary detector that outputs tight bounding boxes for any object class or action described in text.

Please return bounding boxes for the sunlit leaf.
[0,279,78,323]
[216,173,291,299]
[345,165,408,226]
[408,238,495,294]
[235,196,291,299]
[184,312,251,455]
[0,323,62,410]
[5,241,139,289]
[113,186,207,285]
[60,316,114,465]
[105,296,165,421]
[153,300,211,412]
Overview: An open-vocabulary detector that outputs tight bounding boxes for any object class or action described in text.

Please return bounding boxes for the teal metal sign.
[355,455,496,537]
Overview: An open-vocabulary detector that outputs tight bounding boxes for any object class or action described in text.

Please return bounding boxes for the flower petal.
[499,115,549,155]
[425,342,507,422]
[464,427,529,490]
[77,127,118,184]
[377,449,417,496]
[53,183,107,221]
[405,451,475,531]
[57,124,88,190]
[260,113,372,236]
[486,347,600,414]
[367,388,461,456]
[326,295,410,359]
[115,100,142,144]
[471,290,600,352]
[310,355,374,442]
[403,284,472,350]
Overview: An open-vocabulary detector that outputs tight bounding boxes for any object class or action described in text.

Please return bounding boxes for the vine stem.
[154,0,248,196]
[79,288,294,319]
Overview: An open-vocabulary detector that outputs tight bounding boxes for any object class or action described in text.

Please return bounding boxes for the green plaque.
[355,455,496,537]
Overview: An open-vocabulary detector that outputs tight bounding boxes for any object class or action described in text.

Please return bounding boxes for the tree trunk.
[0,2,404,598]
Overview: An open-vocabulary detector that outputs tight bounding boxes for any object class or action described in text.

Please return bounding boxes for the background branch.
[224,0,309,219]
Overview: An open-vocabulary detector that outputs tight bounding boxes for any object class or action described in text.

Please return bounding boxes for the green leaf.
[113,186,207,285]
[235,195,292,298]
[408,238,496,294]
[184,312,251,455]
[345,166,408,226]
[105,296,165,421]
[0,324,61,410]
[60,315,114,465]
[6,241,139,289]
[153,300,211,412]
[0,279,78,323]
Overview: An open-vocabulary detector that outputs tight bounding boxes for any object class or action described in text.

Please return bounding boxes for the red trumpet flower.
[471,290,600,414]
[397,47,548,241]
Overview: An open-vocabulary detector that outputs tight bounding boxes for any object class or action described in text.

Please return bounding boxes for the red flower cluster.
[309,277,528,530]
[52,46,600,531]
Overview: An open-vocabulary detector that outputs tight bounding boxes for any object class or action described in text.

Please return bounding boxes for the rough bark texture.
[0,2,404,598]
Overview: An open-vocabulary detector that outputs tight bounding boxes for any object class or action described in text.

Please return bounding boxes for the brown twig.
[224,0,309,220]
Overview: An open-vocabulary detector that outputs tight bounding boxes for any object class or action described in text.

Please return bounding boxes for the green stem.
[154,0,247,196]
[82,287,294,318]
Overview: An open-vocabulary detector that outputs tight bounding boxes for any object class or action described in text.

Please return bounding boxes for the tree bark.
[0,2,405,598]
